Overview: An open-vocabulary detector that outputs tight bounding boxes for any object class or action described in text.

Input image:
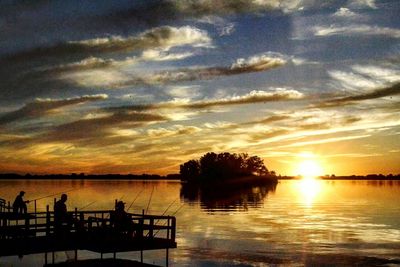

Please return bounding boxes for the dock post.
[140,250,143,263]
[52,251,55,264]
[74,207,78,233]
[46,205,50,236]
[171,217,176,243]
[34,200,37,230]
[166,248,169,267]
[44,252,48,265]
[149,218,154,238]
[75,249,78,261]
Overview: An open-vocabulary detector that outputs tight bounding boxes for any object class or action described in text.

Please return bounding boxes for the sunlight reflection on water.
[0,179,400,266]
[298,178,322,207]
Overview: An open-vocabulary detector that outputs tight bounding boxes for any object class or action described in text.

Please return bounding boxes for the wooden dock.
[0,200,177,266]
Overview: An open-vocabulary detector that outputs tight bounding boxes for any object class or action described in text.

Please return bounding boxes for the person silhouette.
[111,201,135,236]
[54,194,72,234]
[13,191,29,214]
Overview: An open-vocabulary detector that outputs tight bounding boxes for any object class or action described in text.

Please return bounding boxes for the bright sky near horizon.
[0,0,399,175]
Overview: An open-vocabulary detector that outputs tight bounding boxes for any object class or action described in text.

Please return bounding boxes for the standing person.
[13,191,29,214]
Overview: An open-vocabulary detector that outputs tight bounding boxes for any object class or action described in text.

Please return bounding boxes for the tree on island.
[180,152,274,183]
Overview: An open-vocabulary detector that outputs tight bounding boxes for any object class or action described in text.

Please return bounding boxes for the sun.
[296,152,323,179]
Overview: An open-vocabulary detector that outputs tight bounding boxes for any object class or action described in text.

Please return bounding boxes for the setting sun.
[296,152,324,179]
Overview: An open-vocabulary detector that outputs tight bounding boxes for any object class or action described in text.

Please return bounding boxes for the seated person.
[110,201,135,237]
[13,191,29,214]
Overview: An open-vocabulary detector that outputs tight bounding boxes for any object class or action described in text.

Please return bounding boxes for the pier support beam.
[166,248,169,267]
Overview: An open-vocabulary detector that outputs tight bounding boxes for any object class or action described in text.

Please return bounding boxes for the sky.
[0,0,399,176]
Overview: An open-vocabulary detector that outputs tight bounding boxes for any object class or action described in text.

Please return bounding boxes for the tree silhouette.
[180,152,274,182]
[180,160,200,182]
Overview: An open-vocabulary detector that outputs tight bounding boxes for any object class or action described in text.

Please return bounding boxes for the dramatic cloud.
[110,0,341,26]
[62,52,288,88]
[0,25,213,101]
[2,26,211,62]
[2,0,399,175]
[109,88,304,112]
[328,64,400,92]
[0,95,108,126]
[314,82,400,108]
[0,111,170,149]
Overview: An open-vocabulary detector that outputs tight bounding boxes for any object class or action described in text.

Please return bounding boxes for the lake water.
[0,179,399,266]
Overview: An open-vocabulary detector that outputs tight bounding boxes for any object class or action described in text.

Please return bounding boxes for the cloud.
[135,53,287,85]
[0,25,213,102]
[141,49,195,61]
[328,64,400,93]
[279,134,371,148]
[114,0,332,25]
[0,94,108,126]
[242,115,291,125]
[3,26,211,62]
[63,52,287,88]
[313,24,400,38]
[333,7,360,18]
[314,82,400,108]
[147,125,201,138]
[109,88,304,112]
[347,0,377,9]
[0,108,170,150]
[166,85,201,99]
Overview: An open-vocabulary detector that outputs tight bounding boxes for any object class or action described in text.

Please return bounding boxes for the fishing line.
[145,186,154,215]
[127,188,145,212]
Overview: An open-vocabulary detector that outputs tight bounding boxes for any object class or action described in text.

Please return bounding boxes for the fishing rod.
[145,186,154,215]
[146,198,178,237]
[29,188,78,202]
[78,201,96,211]
[161,198,178,216]
[126,188,145,212]
[152,197,178,226]
[153,203,185,237]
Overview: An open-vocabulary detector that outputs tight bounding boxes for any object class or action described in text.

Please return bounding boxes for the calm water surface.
[0,179,399,266]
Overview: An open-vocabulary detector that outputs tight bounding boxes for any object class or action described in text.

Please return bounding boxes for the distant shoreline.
[0,173,399,180]
[0,173,180,180]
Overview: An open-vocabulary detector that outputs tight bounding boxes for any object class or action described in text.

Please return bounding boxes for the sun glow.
[296,152,324,179]
[298,178,322,207]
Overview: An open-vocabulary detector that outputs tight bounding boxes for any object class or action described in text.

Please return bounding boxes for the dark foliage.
[180,152,273,182]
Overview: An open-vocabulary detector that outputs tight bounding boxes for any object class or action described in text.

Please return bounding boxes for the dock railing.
[2,208,175,240]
